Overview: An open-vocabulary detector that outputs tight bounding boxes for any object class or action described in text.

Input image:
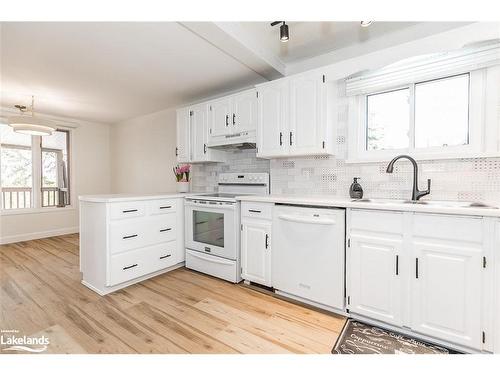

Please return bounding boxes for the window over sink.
[365,74,471,153]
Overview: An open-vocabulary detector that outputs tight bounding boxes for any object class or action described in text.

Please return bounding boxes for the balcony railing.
[1,187,62,209]
[42,187,59,207]
[1,187,32,209]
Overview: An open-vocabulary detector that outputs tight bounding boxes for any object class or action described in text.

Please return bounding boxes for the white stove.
[184,173,270,282]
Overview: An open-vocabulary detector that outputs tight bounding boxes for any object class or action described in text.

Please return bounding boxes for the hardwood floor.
[0,234,346,354]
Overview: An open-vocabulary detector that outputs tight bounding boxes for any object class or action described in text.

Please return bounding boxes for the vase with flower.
[173,164,191,193]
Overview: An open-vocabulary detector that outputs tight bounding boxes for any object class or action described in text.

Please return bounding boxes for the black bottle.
[349,177,363,199]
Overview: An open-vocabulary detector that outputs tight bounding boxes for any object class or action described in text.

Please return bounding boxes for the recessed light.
[360,21,373,27]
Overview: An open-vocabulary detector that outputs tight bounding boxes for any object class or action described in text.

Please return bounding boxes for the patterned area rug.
[332,319,460,354]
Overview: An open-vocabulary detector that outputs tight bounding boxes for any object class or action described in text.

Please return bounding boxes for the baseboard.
[0,227,79,245]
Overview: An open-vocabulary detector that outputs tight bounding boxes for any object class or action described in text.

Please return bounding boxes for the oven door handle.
[184,200,236,210]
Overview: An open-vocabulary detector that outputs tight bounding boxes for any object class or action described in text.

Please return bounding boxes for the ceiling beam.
[179,22,286,80]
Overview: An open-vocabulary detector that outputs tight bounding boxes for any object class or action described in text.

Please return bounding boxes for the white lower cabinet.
[347,209,489,351]
[349,234,403,327]
[80,196,185,295]
[240,202,273,287]
[241,220,272,287]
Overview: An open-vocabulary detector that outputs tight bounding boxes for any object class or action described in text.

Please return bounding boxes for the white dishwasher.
[272,204,345,312]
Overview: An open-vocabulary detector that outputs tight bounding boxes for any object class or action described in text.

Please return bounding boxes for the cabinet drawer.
[413,214,482,243]
[109,217,177,255]
[149,199,177,215]
[109,220,149,254]
[150,213,177,244]
[109,201,146,220]
[241,202,273,220]
[108,242,178,286]
[350,209,404,235]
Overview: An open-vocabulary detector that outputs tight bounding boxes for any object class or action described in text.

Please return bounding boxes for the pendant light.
[7,96,57,136]
[271,21,289,42]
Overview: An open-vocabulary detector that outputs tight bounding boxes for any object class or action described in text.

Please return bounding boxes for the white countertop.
[79,192,188,203]
[237,194,500,218]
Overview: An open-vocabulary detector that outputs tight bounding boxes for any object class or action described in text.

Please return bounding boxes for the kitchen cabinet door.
[289,72,327,155]
[209,98,232,137]
[241,220,272,287]
[233,89,258,133]
[411,240,483,349]
[190,104,208,162]
[176,108,190,163]
[348,233,403,327]
[256,81,289,158]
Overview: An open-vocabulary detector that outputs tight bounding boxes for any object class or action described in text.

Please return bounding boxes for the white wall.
[110,108,177,194]
[0,119,112,244]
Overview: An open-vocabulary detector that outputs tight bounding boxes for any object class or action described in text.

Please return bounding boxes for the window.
[353,72,479,161]
[0,123,71,211]
[366,88,410,150]
[0,125,33,209]
[414,74,470,148]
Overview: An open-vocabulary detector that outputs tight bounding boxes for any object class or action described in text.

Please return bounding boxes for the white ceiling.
[0,22,266,124]
[0,21,471,124]
[240,22,420,63]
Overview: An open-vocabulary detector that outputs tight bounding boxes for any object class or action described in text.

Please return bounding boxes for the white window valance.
[345,39,500,96]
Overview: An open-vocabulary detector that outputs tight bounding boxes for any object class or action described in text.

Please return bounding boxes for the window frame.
[348,69,486,163]
[0,127,74,214]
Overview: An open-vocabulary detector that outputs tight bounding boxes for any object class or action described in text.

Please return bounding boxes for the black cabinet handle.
[248,209,261,213]
[122,234,138,240]
[160,228,172,233]
[396,255,399,275]
[232,113,236,125]
[279,132,283,146]
[159,205,172,209]
[225,115,229,126]
[123,264,138,270]
[204,143,207,154]
[175,147,178,156]
[265,234,269,249]
[122,209,138,213]
[159,254,172,260]
[415,258,419,279]
[289,132,293,146]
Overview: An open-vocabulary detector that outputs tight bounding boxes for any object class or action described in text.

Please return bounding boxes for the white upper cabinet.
[289,72,327,155]
[190,104,208,162]
[207,88,258,146]
[209,98,232,137]
[256,71,334,159]
[176,108,190,163]
[256,81,289,158]
[233,89,258,133]
[176,105,225,164]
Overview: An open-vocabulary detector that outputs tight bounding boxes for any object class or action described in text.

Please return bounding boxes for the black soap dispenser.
[349,177,363,199]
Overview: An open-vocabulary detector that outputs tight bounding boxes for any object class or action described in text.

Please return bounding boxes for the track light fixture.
[271,21,289,42]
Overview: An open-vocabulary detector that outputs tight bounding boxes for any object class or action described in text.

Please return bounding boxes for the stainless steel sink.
[351,198,498,209]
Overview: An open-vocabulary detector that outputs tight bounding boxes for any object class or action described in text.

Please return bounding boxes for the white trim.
[345,39,500,96]
[0,226,78,245]
[0,205,76,216]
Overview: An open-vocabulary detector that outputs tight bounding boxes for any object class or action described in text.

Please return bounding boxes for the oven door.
[184,199,238,260]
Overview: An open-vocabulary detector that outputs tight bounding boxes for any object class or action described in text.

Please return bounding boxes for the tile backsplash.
[190,149,270,193]
[191,79,500,203]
